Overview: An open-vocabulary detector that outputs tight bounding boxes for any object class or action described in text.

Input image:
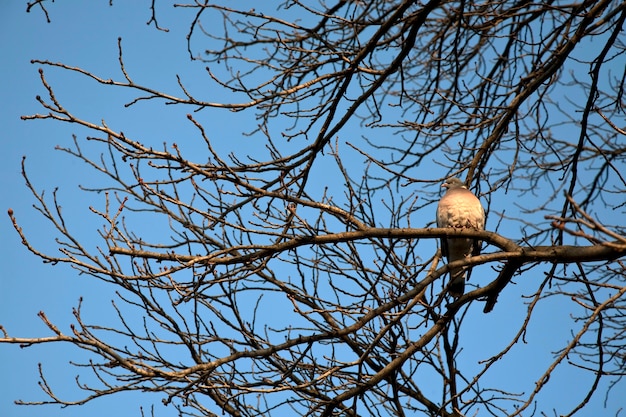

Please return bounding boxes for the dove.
[436,178,485,297]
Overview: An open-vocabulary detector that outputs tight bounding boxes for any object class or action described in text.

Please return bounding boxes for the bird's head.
[442,177,466,189]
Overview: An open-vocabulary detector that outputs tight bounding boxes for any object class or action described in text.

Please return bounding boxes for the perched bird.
[436,178,485,297]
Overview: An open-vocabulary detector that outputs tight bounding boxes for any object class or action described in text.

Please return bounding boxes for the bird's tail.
[447,268,465,298]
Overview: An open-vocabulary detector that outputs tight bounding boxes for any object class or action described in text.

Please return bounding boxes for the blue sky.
[0,3,202,416]
[1,2,624,417]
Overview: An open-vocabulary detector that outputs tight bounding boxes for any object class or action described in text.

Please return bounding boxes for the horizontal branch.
[109,227,626,267]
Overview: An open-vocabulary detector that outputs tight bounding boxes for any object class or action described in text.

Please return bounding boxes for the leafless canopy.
[6,1,626,416]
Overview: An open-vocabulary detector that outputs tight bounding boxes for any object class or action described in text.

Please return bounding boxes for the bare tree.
[4,1,626,416]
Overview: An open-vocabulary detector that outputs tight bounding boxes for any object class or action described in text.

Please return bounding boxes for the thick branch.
[109,227,625,267]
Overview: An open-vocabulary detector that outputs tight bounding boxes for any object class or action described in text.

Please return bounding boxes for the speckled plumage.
[436,178,485,297]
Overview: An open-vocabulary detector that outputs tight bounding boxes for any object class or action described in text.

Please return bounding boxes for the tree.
[3,1,626,416]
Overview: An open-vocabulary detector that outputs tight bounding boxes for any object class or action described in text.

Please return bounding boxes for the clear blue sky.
[1,2,624,417]
[0,3,209,416]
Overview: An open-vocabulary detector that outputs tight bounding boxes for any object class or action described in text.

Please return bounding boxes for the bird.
[436,177,485,297]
